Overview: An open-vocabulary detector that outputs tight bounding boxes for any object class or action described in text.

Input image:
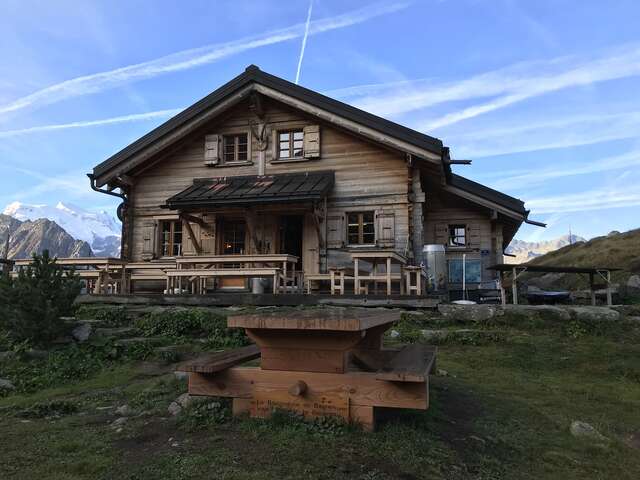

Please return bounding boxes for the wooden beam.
[176,344,260,373]
[181,213,207,228]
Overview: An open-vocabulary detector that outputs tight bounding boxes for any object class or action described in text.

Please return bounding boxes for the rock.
[167,402,182,416]
[403,310,426,317]
[225,306,243,311]
[607,230,620,237]
[611,305,640,317]
[502,305,571,323]
[437,304,497,323]
[389,329,400,338]
[72,323,92,342]
[570,421,608,442]
[111,417,128,427]
[569,307,620,323]
[436,369,449,377]
[627,275,640,290]
[0,378,16,390]
[421,329,448,341]
[115,405,135,417]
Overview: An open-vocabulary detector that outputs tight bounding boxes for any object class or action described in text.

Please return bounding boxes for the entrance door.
[279,215,303,270]
[218,218,246,289]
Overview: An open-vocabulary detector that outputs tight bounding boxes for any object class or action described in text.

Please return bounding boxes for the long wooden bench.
[166,268,281,294]
[124,262,177,293]
[177,344,260,373]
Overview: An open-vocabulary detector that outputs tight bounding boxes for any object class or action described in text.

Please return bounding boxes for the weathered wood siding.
[127,99,410,274]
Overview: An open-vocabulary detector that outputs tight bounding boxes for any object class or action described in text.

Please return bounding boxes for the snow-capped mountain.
[3,201,121,257]
[505,234,586,264]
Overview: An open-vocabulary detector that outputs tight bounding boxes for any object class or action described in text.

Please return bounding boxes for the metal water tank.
[423,244,447,292]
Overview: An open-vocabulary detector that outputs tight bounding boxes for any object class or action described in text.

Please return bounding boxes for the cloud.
[333,43,640,127]
[0,109,182,138]
[448,110,640,158]
[0,1,410,118]
[0,166,94,204]
[295,1,314,85]
[526,185,640,214]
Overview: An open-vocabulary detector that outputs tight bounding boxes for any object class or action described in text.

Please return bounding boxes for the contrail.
[295,1,314,85]
[0,1,409,118]
[0,109,181,138]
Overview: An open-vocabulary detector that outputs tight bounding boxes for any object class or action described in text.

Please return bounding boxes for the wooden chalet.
[83,65,541,297]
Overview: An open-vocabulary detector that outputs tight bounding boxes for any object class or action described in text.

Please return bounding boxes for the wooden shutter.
[326,214,344,248]
[204,134,220,165]
[468,222,481,248]
[376,212,395,247]
[141,220,157,260]
[303,125,320,158]
[434,223,448,246]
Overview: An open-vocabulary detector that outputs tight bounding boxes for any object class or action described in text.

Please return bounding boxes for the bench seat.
[176,344,260,373]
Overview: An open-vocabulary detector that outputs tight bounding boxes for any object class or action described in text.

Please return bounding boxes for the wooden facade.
[91,66,535,294]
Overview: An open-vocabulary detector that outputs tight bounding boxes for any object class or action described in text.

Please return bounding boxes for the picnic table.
[169,254,299,294]
[351,250,408,295]
[177,308,436,431]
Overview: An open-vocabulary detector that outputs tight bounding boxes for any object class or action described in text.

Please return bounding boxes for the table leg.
[330,270,336,295]
[354,259,360,294]
[386,258,392,295]
[416,270,422,296]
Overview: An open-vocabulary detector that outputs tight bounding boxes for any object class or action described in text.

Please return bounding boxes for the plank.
[228,308,400,332]
[188,367,428,409]
[250,388,349,421]
[375,345,437,383]
[176,344,260,373]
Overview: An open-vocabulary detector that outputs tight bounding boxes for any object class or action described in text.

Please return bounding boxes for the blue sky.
[1,0,639,242]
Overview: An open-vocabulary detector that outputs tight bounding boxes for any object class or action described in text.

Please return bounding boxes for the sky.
[0,0,639,243]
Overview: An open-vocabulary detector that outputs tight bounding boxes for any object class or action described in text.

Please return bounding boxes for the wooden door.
[218,218,247,289]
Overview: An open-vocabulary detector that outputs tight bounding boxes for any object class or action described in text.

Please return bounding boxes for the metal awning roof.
[164,171,335,209]
[487,264,621,274]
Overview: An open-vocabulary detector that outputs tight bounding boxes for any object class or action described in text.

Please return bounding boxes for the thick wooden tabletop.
[349,250,407,264]
[228,308,400,332]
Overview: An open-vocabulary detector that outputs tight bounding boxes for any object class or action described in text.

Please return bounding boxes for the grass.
[1,312,639,479]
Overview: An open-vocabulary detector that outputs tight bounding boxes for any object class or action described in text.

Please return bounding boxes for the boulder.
[168,393,206,416]
[115,405,135,417]
[569,307,620,322]
[71,323,92,343]
[437,304,498,323]
[502,305,571,323]
[627,275,640,290]
[0,378,15,390]
[570,421,608,442]
[111,417,128,427]
[167,401,182,416]
[388,329,400,339]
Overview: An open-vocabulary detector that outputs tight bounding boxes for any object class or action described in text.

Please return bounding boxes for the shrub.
[18,400,78,418]
[75,305,129,326]
[0,251,81,346]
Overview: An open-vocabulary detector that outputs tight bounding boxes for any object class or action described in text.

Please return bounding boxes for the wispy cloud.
[447,110,640,158]
[526,185,640,214]
[485,148,640,191]
[0,1,410,118]
[295,1,314,85]
[333,43,640,129]
[0,109,181,138]
[0,166,94,204]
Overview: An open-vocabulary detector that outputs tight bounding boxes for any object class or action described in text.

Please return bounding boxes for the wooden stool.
[404,266,424,296]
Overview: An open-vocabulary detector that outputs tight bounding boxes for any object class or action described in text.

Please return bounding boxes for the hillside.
[524,228,640,291]
[505,234,585,264]
[0,214,92,259]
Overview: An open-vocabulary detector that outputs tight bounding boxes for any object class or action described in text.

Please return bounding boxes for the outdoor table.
[174,254,299,293]
[350,250,407,295]
[177,308,436,431]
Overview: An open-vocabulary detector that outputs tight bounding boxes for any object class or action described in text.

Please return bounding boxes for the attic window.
[222,133,248,163]
[278,130,304,159]
[448,224,466,247]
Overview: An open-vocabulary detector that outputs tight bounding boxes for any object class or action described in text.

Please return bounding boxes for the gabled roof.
[164,171,335,209]
[448,174,527,215]
[93,65,443,180]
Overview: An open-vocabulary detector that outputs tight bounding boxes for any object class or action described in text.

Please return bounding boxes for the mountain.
[505,234,586,264]
[3,201,121,257]
[0,214,92,259]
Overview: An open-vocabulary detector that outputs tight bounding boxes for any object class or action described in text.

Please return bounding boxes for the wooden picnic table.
[351,250,408,295]
[178,308,436,431]
[172,254,299,294]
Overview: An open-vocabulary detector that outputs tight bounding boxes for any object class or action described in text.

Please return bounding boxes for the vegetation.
[1,304,639,479]
[0,250,80,347]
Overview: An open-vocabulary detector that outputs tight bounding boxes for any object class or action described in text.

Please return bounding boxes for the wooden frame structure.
[177,309,436,431]
[488,263,620,306]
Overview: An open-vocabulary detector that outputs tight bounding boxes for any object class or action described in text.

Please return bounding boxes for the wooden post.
[499,271,506,306]
[589,272,596,306]
[512,267,518,305]
[354,258,360,294]
[606,270,612,306]
[386,257,392,295]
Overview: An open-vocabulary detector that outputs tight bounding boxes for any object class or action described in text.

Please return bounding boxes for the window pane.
[279,132,290,141]
[293,131,303,140]
[293,148,303,157]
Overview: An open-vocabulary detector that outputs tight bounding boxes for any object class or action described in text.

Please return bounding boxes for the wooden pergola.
[488,264,621,306]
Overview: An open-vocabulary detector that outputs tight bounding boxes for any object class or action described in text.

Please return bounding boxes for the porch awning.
[164,171,335,209]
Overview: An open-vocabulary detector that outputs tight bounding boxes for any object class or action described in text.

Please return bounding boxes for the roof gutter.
[525,218,547,228]
[87,173,128,221]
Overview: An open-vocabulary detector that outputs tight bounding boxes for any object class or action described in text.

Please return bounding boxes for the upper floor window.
[160,220,182,257]
[278,130,304,159]
[347,212,375,245]
[448,224,466,247]
[222,133,248,163]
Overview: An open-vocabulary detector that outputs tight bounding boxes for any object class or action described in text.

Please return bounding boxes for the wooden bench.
[177,344,260,373]
[124,262,177,293]
[305,267,354,295]
[403,266,427,296]
[166,268,281,294]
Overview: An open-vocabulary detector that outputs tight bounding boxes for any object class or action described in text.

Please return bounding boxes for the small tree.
[0,250,81,346]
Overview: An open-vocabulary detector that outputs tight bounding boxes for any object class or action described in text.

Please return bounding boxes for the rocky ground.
[1,304,640,479]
